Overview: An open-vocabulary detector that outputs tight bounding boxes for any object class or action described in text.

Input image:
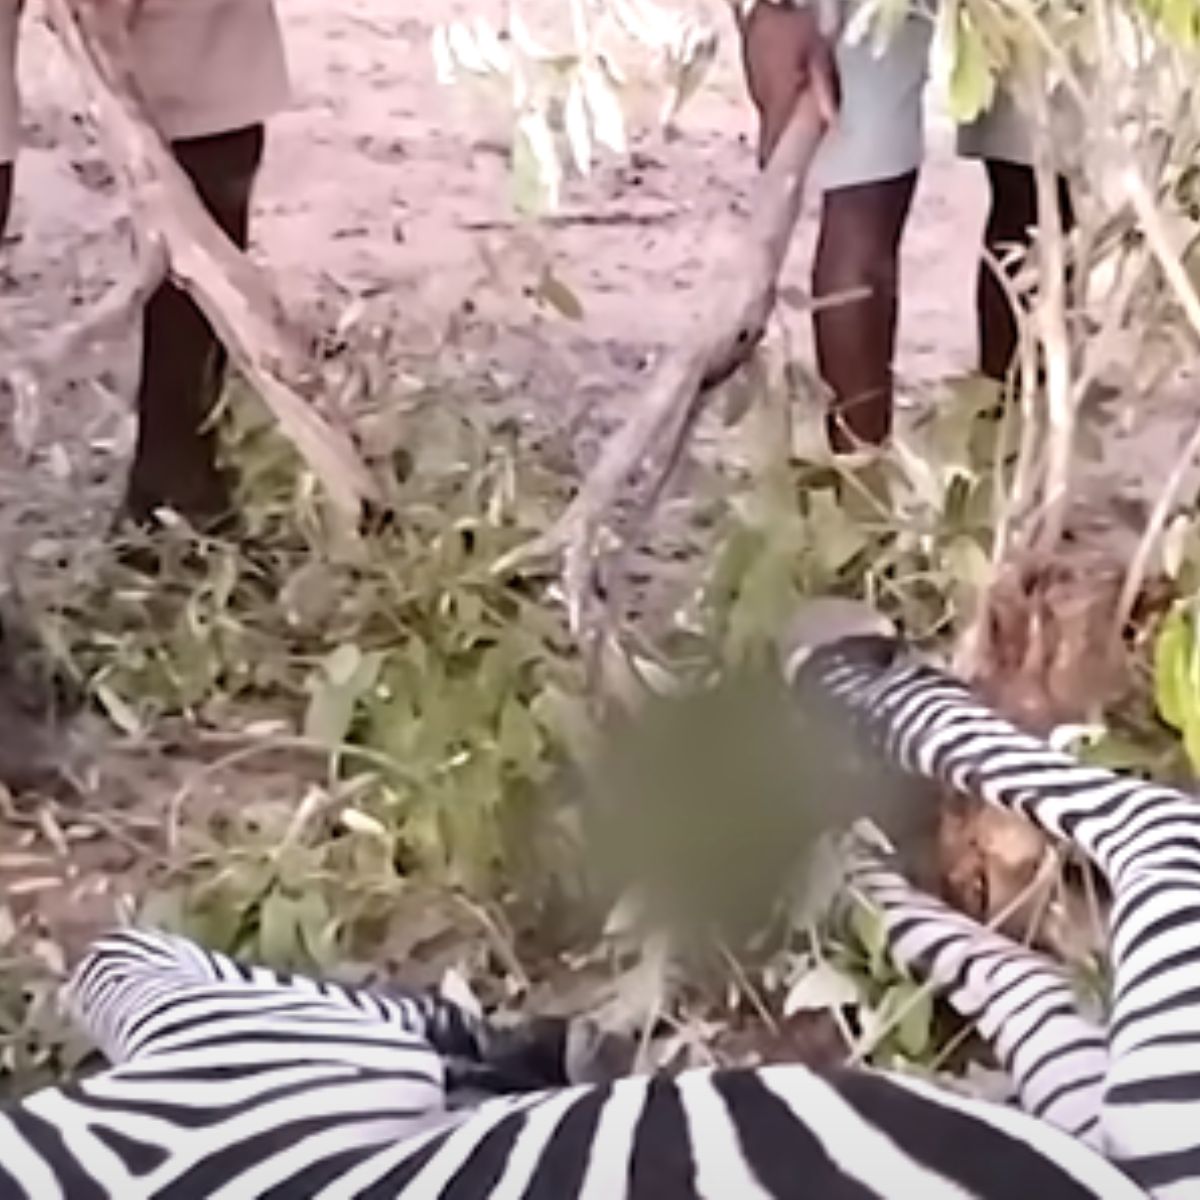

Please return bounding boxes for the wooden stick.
[495,93,827,628]
[43,0,384,523]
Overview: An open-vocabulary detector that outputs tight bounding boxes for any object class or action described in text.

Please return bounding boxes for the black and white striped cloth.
[4,630,1198,1197]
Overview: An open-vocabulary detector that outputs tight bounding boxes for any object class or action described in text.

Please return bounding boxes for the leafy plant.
[1153,599,1200,775]
[41,382,586,915]
[0,910,91,1100]
[675,363,1006,670]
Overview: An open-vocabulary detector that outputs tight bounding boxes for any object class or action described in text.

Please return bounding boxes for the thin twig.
[981,242,1040,564]
[452,893,533,993]
[719,939,780,1035]
[1027,81,1076,554]
[1114,413,1200,636]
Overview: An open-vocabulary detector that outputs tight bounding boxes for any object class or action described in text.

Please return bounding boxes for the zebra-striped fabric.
[0,929,491,1199]
[0,919,1143,1198]
[1,941,1142,1199]
[66,928,485,1067]
[6,626,1200,1197]
[299,1062,1138,1199]
[849,853,1108,1144]
[794,633,1200,1197]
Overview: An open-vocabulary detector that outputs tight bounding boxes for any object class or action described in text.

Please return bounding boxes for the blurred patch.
[582,660,941,948]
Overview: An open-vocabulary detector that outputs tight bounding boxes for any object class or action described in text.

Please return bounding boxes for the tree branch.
[495,93,827,629]
[43,0,384,524]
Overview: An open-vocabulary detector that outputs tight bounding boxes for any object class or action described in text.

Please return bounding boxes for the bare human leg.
[812,172,918,452]
[122,123,265,533]
[977,158,1075,384]
[0,160,11,233]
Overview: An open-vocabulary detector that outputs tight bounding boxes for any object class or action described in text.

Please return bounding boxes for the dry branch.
[496,93,827,628]
[44,0,383,523]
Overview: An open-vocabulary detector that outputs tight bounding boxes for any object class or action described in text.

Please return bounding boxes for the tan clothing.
[0,0,290,163]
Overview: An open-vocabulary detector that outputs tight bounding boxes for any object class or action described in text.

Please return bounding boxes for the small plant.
[37,381,587,939]
[0,910,90,1099]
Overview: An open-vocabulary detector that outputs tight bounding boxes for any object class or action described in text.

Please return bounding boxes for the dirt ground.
[0,0,1194,954]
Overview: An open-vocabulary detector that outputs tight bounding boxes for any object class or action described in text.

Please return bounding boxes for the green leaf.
[184,890,246,954]
[304,647,386,748]
[535,266,585,320]
[942,9,996,124]
[1152,606,1200,776]
[1154,607,1193,731]
[1160,0,1200,44]
[325,644,363,687]
[886,982,934,1059]
[512,108,562,216]
[94,683,143,736]
[850,898,890,978]
[807,490,870,577]
[294,890,337,969]
[783,960,861,1016]
[258,891,301,967]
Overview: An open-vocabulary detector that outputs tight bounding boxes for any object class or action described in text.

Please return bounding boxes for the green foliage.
[688,368,1004,667]
[1136,0,1200,44]
[0,914,90,1099]
[781,893,938,1070]
[140,789,413,973]
[45,385,585,921]
[1154,600,1200,775]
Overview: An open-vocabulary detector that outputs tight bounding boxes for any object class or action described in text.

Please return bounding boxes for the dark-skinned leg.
[977,158,1075,384]
[813,172,918,451]
[123,123,265,532]
[0,161,11,235]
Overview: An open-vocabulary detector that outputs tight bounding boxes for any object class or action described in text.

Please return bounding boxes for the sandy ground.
[0,0,1192,956]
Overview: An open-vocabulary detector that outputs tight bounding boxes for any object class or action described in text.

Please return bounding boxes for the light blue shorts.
[812,10,1035,191]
